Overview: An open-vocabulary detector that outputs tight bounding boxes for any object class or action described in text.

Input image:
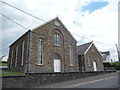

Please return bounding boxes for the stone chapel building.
[77,42,104,72]
[8,17,79,73]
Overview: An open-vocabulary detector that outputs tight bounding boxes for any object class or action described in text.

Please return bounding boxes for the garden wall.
[2,71,116,88]
[2,75,27,88]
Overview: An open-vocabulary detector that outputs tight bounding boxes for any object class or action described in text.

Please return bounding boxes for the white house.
[101,51,112,63]
[0,55,8,62]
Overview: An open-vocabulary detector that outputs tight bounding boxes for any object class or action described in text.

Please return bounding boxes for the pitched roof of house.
[101,51,110,55]
[77,42,93,55]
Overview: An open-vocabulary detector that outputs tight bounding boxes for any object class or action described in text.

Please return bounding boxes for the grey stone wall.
[2,71,116,88]
[2,75,27,88]
[29,18,79,73]
[8,30,30,73]
[8,18,79,73]
[84,44,104,71]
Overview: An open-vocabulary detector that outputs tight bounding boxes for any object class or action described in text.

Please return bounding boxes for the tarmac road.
[33,71,119,88]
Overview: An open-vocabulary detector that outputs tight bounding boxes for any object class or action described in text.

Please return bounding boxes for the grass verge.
[0,62,8,66]
[0,70,25,76]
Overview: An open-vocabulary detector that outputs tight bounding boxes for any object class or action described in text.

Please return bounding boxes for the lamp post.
[116,44,120,62]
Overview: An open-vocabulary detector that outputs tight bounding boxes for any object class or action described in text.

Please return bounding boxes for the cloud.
[1,0,119,61]
[72,0,118,61]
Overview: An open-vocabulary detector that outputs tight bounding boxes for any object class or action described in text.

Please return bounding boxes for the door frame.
[93,61,97,71]
[54,59,61,72]
[54,54,61,72]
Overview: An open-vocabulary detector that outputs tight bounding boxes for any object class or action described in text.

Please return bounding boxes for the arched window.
[88,56,91,66]
[10,49,13,67]
[21,40,25,66]
[69,45,74,66]
[37,38,44,65]
[54,34,60,46]
[15,45,18,67]
[97,58,101,67]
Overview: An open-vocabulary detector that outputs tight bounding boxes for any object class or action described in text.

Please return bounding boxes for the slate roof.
[101,51,110,55]
[77,42,93,55]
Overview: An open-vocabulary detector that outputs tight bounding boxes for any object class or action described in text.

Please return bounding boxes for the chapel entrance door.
[54,54,61,72]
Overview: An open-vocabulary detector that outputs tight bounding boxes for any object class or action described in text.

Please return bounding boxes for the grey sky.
[1,0,119,61]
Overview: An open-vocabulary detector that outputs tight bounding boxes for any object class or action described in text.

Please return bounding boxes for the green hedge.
[110,62,120,70]
[103,62,120,70]
[103,62,111,67]
[0,61,8,66]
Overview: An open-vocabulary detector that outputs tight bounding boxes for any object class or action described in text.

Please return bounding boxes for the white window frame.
[37,38,43,65]
[10,49,13,67]
[21,41,25,66]
[54,34,60,46]
[69,45,74,66]
[15,45,18,67]
[88,56,91,66]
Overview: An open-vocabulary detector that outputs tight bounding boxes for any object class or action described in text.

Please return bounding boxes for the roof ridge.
[77,41,93,47]
[101,51,110,53]
[31,16,76,41]
[32,17,58,31]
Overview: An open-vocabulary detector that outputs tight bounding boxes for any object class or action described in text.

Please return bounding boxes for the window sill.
[36,64,43,66]
[69,64,74,67]
[88,65,91,67]
[53,44,60,47]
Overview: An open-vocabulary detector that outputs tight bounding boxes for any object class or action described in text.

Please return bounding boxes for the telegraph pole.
[115,44,120,62]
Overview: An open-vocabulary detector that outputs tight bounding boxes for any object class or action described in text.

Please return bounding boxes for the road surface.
[33,71,119,88]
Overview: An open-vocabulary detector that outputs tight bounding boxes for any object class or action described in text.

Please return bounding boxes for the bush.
[1,61,8,63]
[103,62,120,70]
[103,62,111,67]
[0,61,8,66]
[110,62,120,70]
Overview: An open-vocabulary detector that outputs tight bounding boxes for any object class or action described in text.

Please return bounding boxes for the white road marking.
[61,77,113,88]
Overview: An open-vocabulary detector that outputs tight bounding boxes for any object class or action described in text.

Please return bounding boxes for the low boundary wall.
[2,71,116,88]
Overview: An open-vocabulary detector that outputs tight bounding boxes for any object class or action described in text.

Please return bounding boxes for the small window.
[37,38,43,65]
[88,56,91,66]
[54,34,60,46]
[21,41,25,66]
[69,45,74,66]
[15,45,18,67]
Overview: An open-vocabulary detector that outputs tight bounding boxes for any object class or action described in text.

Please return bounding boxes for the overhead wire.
[1,1,118,61]
[1,0,116,47]
[71,32,115,46]
[1,13,75,43]
[0,0,48,23]
[0,13,28,30]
